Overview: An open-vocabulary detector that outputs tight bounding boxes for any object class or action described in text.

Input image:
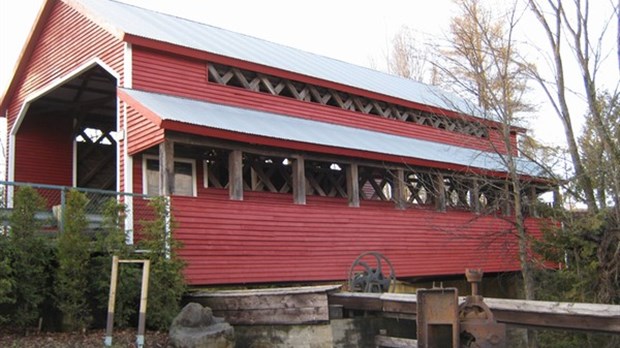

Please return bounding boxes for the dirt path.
[0,328,168,347]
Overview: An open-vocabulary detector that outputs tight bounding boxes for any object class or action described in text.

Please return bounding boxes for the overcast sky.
[1,0,618,146]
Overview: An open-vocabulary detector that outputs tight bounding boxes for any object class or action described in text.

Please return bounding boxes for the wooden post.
[553,186,562,209]
[136,260,150,348]
[503,182,512,216]
[393,169,406,210]
[228,150,243,200]
[159,139,174,196]
[104,256,120,347]
[529,186,539,217]
[292,156,306,205]
[346,164,360,208]
[105,258,150,348]
[470,178,481,214]
[434,173,446,212]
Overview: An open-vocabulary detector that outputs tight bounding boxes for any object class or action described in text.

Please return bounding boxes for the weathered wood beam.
[346,164,360,208]
[228,150,244,200]
[328,292,620,334]
[375,335,417,348]
[529,185,539,217]
[393,169,406,210]
[190,285,340,325]
[502,182,512,216]
[553,186,562,209]
[470,178,481,214]
[434,174,446,212]
[292,156,306,205]
[159,139,174,196]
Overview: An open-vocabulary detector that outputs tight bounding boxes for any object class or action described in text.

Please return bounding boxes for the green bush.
[139,196,185,330]
[6,187,53,329]
[89,198,140,328]
[0,188,187,333]
[0,235,15,324]
[54,190,92,331]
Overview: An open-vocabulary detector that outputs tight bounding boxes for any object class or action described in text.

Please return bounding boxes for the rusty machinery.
[417,269,506,348]
[348,251,396,293]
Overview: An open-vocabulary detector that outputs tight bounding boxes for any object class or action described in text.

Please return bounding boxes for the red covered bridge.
[1,0,551,286]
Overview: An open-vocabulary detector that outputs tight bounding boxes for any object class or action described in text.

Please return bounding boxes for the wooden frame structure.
[105,256,151,348]
[0,0,553,286]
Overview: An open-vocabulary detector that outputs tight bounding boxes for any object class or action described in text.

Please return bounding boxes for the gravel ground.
[0,328,169,348]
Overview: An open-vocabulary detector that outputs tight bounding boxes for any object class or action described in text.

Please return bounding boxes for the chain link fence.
[0,181,155,241]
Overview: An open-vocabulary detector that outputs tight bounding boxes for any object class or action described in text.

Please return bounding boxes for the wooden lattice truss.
[199,147,543,215]
[207,63,488,138]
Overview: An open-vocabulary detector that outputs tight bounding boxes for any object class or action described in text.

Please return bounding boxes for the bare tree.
[526,4,620,342]
[437,0,541,305]
[527,0,620,212]
[617,0,620,73]
[387,26,437,84]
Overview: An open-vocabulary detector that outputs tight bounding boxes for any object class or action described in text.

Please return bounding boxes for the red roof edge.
[0,0,54,114]
[117,87,164,127]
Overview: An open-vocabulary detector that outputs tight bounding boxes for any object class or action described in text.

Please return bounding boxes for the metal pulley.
[348,251,396,293]
[459,269,506,348]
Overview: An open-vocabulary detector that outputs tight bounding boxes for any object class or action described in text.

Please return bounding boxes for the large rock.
[168,303,235,348]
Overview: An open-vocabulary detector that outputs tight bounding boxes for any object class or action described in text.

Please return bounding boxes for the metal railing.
[0,180,154,242]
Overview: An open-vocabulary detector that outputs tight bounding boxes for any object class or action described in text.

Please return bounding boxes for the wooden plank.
[192,285,341,297]
[328,292,620,334]
[393,169,406,210]
[434,173,446,212]
[228,150,243,200]
[159,139,174,196]
[189,285,340,325]
[484,298,620,333]
[198,292,327,311]
[346,163,360,207]
[292,156,306,204]
[470,178,480,214]
[375,335,418,348]
[214,306,329,325]
[328,292,383,312]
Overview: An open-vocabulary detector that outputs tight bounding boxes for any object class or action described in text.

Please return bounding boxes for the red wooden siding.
[172,190,545,285]
[130,158,544,286]
[126,105,164,155]
[6,0,124,132]
[131,47,511,155]
[14,113,73,186]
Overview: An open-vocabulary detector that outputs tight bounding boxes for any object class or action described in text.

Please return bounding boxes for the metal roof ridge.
[72,0,489,121]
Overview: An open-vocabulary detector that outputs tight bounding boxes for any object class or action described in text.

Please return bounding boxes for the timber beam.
[328,292,620,334]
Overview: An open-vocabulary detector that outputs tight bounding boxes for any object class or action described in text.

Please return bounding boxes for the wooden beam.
[328,292,620,334]
[292,156,306,205]
[189,285,340,325]
[470,178,480,214]
[393,169,406,210]
[375,335,418,348]
[346,164,360,208]
[228,150,243,201]
[159,139,174,196]
[434,174,446,212]
[502,182,512,216]
[529,185,539,217]
[553,186,562,209]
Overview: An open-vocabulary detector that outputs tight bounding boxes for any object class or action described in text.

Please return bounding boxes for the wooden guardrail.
[328,292,620,334]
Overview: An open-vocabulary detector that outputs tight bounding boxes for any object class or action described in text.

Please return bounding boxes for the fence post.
[164,196,171,259]
[104,255,120,347]
[59,187,66,233]
[124,195,134,245]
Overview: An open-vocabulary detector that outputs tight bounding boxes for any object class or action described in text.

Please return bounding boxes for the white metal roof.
[120,88,542,176]
[73,0,482,117]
